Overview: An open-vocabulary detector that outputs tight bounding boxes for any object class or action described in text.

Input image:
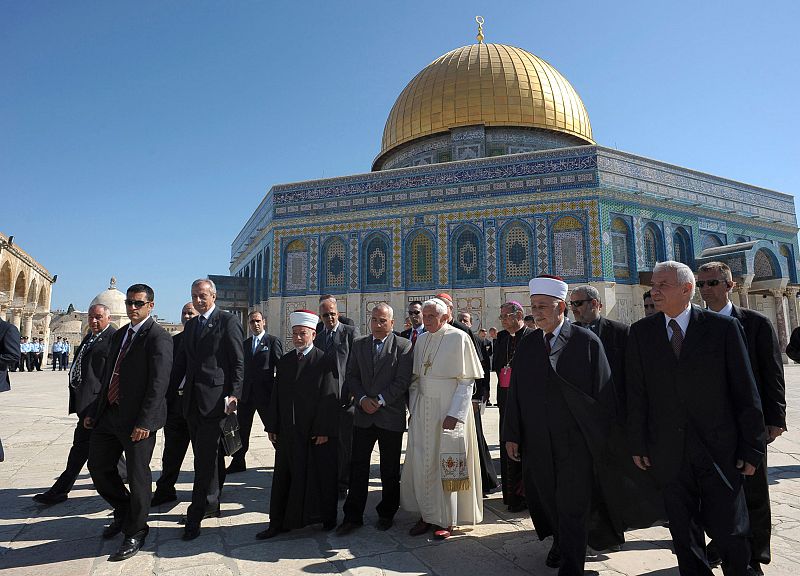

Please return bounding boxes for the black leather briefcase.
[221,413,242,456]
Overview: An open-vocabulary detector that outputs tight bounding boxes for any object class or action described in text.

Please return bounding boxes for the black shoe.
[108,528,147,562]
[375,517,393,531]
[179,506,220,525]
[545,543,561,568]
[150,491,177,506]
[102,518,125,540]
[335,521,362,536]
[256,525,288,540]
[226,460,246,474]
[748,563,764,576]
[182,524,200,541]
[706,541,722,568]
[33,491,67,505]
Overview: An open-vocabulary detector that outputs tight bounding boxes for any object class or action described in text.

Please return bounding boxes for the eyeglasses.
[321,312,337,318]
[696,279,722,288]
[498,312,518,320]
[124,299,150,308]
[569,299,591,308]
[407,310,421,315]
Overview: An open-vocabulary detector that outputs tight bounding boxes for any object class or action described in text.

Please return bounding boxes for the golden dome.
[376,43,593,166]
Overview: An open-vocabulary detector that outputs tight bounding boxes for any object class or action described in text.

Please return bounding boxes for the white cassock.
[400,322,484,528]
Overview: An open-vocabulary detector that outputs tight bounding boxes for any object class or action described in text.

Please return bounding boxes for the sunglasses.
[124,299,150,308]
[498,312,518,320]
[696,279,723,288]
[569,299,591,308]
[407,310,421,315]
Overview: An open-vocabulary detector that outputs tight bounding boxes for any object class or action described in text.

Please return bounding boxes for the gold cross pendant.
[423,358,432,375]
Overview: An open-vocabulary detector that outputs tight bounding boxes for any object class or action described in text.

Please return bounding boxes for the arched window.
[284,239,308,293]
[673,227,692,266]
[406,230,435,287]
[701,234,723,251]
[363,234,390,289]
[551,216,586,278]
[754,248,779,280]
[780,244,796,283]
[451,226,483,284]
[642,223,664,268]
[501,222,533,282]
[321,237,347,292]
[611,218,629,267]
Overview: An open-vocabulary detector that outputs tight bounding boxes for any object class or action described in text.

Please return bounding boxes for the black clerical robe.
[266,346,339,529]
[504,322,663,551]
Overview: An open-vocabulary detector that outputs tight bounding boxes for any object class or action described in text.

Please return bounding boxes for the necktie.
[70,334,96,387]
[297,350,305,361]
[669,319,683,358]
[411,329,418,347]
[108,328,135,405]
[325,329,333,350]
[252,336,260,354]
[373,338,383,358]
[195,315,206,341]
[544,332,554,355]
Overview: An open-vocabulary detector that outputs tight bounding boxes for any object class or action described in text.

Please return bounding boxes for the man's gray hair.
[88,303,110,316]
[654,261,696,294]
[457,311,471,322]
[192,278,217,295]
[422,298,447,315]
[372,302,394,319]
[572,285,600,302]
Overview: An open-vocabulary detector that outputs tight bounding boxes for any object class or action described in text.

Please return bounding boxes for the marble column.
[10,309,22,331]
[785,287,799,332]
[23,313,33,339]
[737,274,754,309]
[770,289,789,363]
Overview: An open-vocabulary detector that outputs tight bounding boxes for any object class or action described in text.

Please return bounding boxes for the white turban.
[529,277,568,300]
[290,310,319,329]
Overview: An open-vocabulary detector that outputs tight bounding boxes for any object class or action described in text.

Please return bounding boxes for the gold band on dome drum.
[475,16,484,44]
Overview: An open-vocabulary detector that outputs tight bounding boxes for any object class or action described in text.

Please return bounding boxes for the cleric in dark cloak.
[257,310,339,539]
[503,275,662,573]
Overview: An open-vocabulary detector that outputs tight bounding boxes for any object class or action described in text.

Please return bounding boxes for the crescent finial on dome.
[475,16,484,44]
[110,277,116,289]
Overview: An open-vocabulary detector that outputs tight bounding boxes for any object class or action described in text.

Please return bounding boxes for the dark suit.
[493,326,535,507]
[578,316,629,419]
[153,331,191,500]
[46,326,117,495]
[342,333,412,524]
[0,319,21,461]
[175,306,244,527]
[627,306,766,575]
[399,326,424,348]
[266,346,339,529]
[88,317,172,537]
[314,322,360,491]
[230,332,283,468]
[727,305,786,566]
[0,319,21,393]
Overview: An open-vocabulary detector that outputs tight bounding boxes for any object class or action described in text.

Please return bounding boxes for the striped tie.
[669,319,683,359]
[107,328,135,405]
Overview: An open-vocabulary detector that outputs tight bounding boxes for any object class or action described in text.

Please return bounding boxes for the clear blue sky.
[3,1,798,322]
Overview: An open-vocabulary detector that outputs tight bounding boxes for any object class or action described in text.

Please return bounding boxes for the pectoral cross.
[423,357,433,375]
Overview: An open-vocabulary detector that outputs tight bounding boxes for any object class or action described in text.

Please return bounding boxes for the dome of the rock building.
[90,277,126,319]
[373,43,593,170]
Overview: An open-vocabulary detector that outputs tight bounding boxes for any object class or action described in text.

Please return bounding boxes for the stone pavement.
[0,368,798,576]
